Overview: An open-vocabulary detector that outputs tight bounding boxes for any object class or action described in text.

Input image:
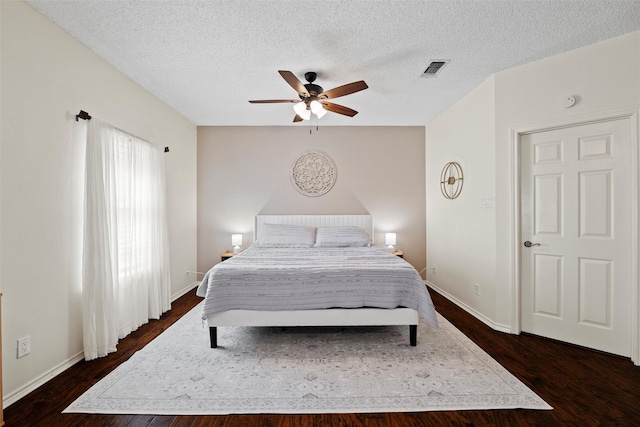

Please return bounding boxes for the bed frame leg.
[209,327,217,348]
[409,325,417,346]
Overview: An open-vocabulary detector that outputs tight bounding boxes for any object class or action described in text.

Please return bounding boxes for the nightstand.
[392,249,404,258]
[221,250,234,261]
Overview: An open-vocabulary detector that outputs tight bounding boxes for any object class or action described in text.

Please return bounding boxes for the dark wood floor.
[5,287,640,426]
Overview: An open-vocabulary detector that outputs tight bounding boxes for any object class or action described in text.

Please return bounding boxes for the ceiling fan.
[249,70,368,122]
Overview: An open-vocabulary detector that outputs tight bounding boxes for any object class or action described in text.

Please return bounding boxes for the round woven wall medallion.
[290,151,337,197]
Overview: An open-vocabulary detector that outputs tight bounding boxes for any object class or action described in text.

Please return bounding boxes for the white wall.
[493,30,640,328]
[425,78,498,325]
[197,126,426,275]
[426,30,640,330]
[1,1,198,405]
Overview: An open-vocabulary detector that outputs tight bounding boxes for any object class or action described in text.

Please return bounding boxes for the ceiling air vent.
[421,60,450,78]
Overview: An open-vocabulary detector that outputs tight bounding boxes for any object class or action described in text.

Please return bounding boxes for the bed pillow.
[314,226,371,247]
[256,223,317,247]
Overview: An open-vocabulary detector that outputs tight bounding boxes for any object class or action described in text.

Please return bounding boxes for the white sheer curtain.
[82,119,171,361]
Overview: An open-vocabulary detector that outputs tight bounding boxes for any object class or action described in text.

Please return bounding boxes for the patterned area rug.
[64,302,552,415]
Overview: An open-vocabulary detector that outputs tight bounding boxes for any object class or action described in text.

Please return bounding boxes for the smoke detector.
[420,60,450,78]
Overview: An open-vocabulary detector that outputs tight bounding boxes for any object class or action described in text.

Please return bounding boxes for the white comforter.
[196,245,438,327]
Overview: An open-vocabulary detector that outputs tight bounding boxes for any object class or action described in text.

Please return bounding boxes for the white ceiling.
[25,0,640,126]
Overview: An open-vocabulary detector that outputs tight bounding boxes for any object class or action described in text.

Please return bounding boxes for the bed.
[196,215,438,348]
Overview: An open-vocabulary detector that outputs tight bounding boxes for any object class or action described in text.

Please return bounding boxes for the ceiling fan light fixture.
[310,100,327,118]
[293,101,311,120]
[252,71,367,122]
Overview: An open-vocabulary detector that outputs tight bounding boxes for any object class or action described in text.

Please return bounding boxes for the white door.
[520,118,632,357]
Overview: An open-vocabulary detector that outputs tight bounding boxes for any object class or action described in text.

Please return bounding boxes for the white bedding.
[196,245,438,328]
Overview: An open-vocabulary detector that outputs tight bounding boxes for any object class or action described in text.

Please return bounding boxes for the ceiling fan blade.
[319,80,368,99]
[293,115,303,122]
[249,99,298,104]
[321,102,358,117]
[279,70,310,97]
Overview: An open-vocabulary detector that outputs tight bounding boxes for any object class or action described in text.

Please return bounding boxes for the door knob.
[524,241,540,247]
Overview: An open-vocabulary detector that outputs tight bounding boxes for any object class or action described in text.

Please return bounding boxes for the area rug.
[64,302,552,415]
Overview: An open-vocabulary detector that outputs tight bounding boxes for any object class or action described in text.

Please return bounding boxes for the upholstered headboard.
[254,215,374,242]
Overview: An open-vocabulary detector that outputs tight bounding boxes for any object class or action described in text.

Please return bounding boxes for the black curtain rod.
[76,110,170,153]
[76,110,92,121]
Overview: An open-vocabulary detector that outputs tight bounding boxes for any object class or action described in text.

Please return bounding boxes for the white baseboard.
[171,281,200,301]
[4,351,85,408]
[4,280,203,409]
[426,281,513,334]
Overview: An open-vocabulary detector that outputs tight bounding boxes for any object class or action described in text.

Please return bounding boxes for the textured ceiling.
[25,0,640,126]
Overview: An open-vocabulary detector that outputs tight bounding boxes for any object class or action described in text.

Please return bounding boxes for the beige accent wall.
[197,126,426,274]
[1,2,197,404]
[426,30,640,331]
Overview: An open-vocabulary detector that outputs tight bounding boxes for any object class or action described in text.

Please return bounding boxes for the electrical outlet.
[17,335,31,358]
[474,283,480,296]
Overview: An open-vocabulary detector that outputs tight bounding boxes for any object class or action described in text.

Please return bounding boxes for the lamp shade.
[385,233,396,246]
[232,234,243,254]
[310,100,327,118]
[293,102,311,120]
